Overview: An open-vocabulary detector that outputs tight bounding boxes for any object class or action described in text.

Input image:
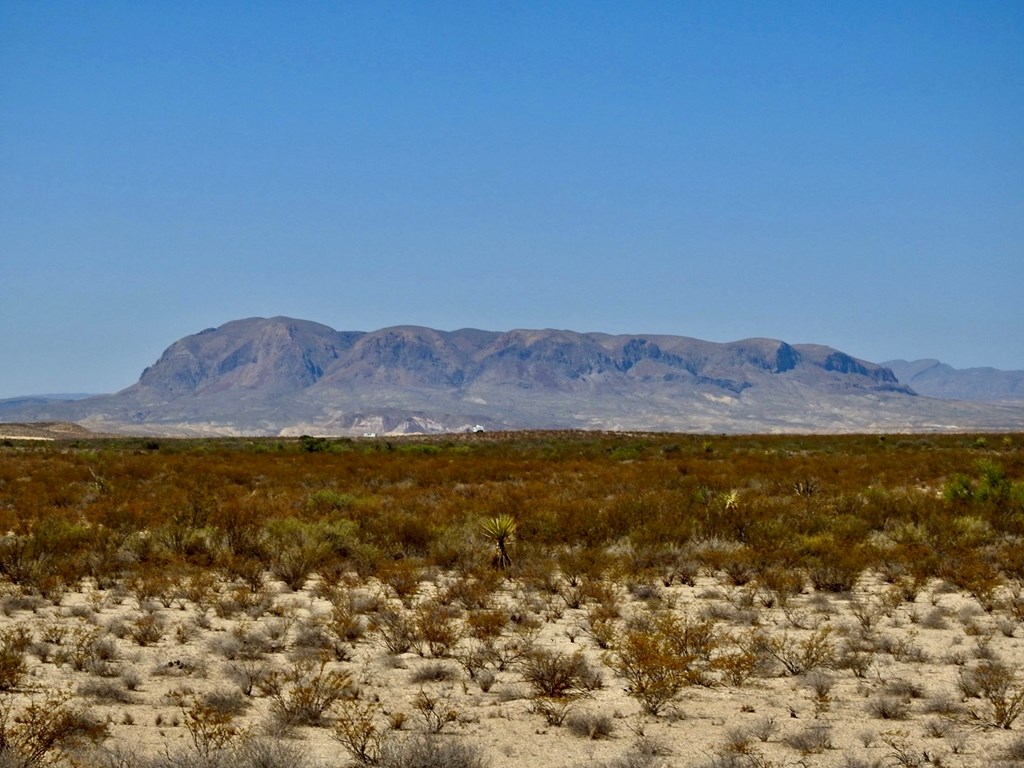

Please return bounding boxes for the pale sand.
[1,570,1020,767]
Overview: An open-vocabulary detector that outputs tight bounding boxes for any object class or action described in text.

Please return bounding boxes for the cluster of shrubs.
[0,432,1021,766]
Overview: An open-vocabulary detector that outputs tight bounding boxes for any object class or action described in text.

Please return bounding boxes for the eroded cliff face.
[10,316,1024,436]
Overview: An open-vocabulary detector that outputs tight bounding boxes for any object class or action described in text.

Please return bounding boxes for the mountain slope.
[885,359,1024,403]
[5,317,1024,435]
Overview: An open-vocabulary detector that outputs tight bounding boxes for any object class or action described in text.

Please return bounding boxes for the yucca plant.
[481,514,517,570]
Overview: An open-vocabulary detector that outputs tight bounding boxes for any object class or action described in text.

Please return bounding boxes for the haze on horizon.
[1,2,1022,400]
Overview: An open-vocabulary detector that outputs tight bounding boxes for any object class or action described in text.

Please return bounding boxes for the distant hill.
[884,359,1024,404]
[0,393,96,409]
[0,421,96,440]
[5,317,1024,435]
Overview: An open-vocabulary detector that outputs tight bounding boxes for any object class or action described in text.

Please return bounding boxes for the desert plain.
[0,430,1021,768]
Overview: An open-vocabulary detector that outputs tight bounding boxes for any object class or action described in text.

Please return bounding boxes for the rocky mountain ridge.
[5,316,1024,435]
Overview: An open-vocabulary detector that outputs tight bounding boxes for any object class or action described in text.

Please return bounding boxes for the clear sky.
[2,1,1022,398]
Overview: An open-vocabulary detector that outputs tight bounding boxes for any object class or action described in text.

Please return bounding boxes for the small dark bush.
[566,710,615,739]
[78,678,135,704]
[410,661,458,684]
[378,735,488,768]
[869,695,911,720]
[785,723,833,755]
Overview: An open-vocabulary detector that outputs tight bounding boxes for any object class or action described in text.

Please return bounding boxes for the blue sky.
[2,1,1022,398]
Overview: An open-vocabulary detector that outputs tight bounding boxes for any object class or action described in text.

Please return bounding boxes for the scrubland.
[0,431,1022,768]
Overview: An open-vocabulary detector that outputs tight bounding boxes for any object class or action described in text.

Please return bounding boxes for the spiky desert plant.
[481,514,517,570]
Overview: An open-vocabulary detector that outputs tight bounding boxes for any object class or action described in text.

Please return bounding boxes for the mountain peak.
[7,319,1023,435]
[884,359,1024,403]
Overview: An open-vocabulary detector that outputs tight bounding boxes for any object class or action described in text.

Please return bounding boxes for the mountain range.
[3,316,1024,435]
[882,359,1024,404]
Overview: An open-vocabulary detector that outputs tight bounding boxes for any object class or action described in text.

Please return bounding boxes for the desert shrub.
[232,622,279,659]
[586,618,621,651]
[334,698,386,766]
[77,679,135,705]
[372,608,417,655]
[874,633,928,663]
[264,519,332,591]
[921,694,964,717]
[755,565,805,607]
[659,610,719,661]
[941,552,1003,611]
[26,642,54,665]
[996,616,1018,638]
[54,625,105,672]
[711,628,764,687]
[128,611,164,646]
[521,648,602,699]
[530,697,573,727]
[881,731,927,768]
[440,571,502,610]
[452,642,494,682]
[475,669,496,692]
[128,572,178,606]
[923,718,951,739]
[225,658,271,697]
[719,726,759,757]
[377,734,488,768]
[868,695,911,720]
[785,723,833,755]
[0,536,47,592]
[749,716,779,743]
[217,584,274,620]
[585,739,671,768]
[259,657,352,727]
[0,627,30,691]
[802,669,835,712]
[292,618,338,659]
[410,661,459,684]
[379,560,425,606]
[606,614,694,714]
[849,596,886,629]
[412,689,460,734]
[200,690,250,718]
[179,569,219,611]
[566,710,614,739]
[37,620,67,647]
[0,690,109,768]
[482,623,539,672]
[0,593,47,617]
[959,660,1024,728]
[760,626,836,676]
[414,599,463,658]
[885,678,926,700]
[231,737,319,768]
[174,620,201,646]
[835,640,873,679]
[170,692,244,760]
[323,592,368,654]
[220,556,268,595]
[465,608,509,642]
[1005,735,1024,761]
[802,532,870,593]
[919,607,950,630]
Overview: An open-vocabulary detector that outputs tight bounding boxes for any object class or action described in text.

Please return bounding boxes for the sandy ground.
[2,568,1022,767]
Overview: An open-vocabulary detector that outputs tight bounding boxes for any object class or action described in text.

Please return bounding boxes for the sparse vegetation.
[0,431,1020,764]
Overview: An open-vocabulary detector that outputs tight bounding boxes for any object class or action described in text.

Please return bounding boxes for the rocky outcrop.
[7,317,1024,435]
